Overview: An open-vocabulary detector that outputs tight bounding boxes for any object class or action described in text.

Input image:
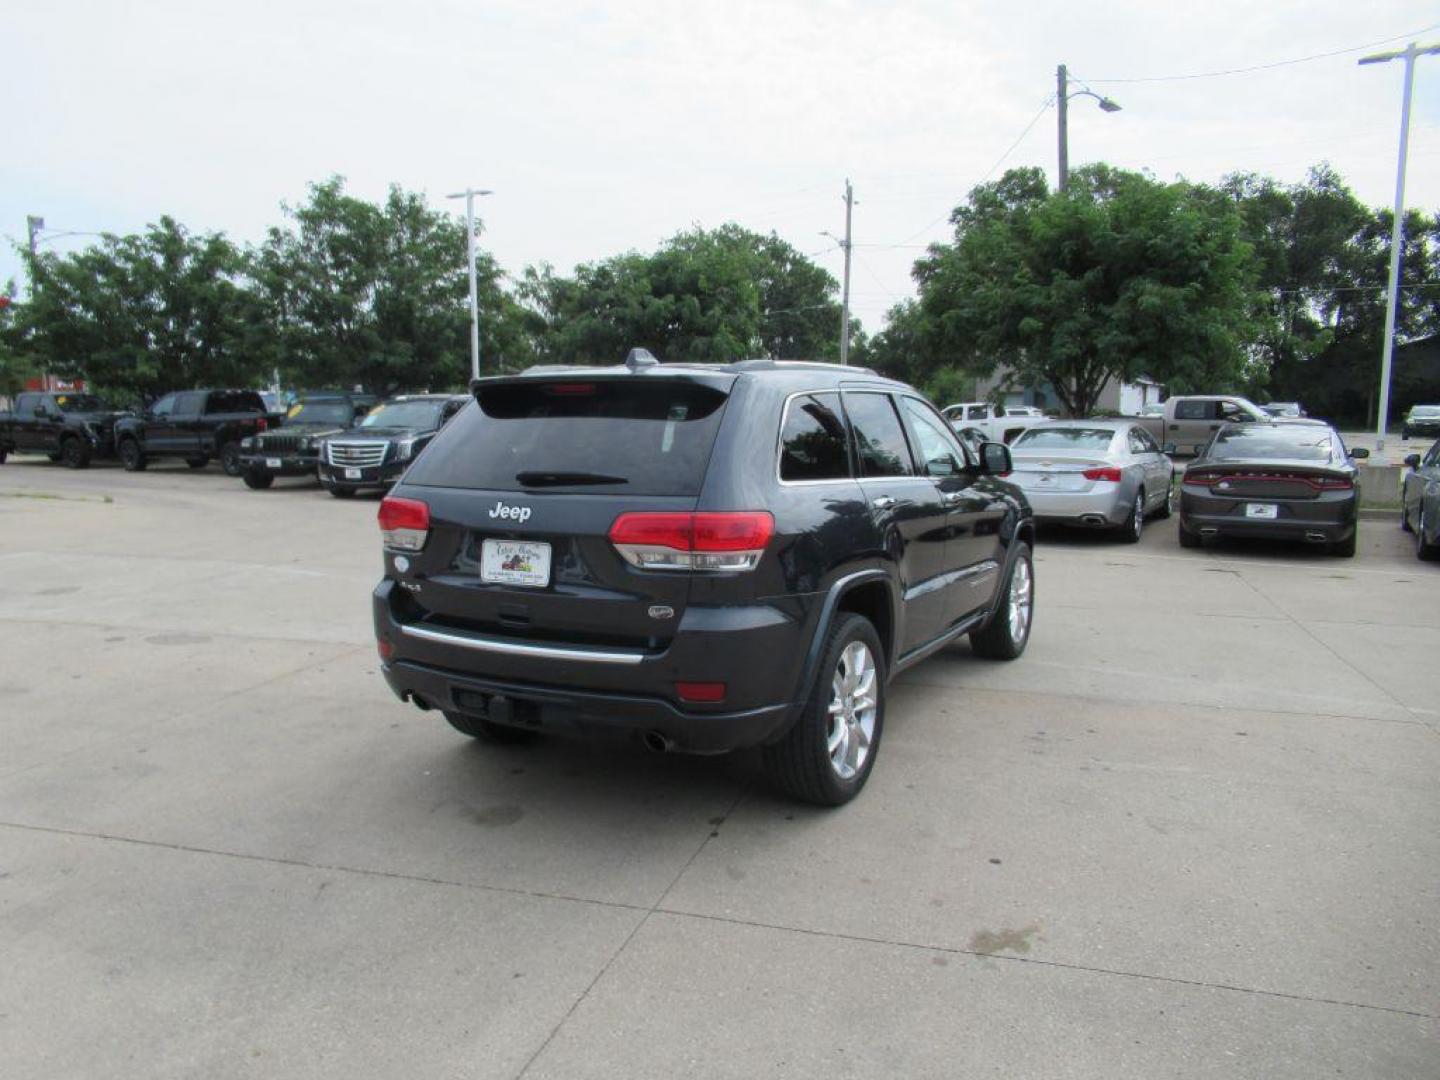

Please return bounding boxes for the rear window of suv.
[406,379,729,496]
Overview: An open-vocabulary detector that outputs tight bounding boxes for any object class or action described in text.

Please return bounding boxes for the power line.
[1084,21,1440,84]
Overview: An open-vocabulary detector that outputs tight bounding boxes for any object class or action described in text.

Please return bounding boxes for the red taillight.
[378,496,430,551]
[1082,466,1123,483]
[609,511,774,571]
[1183,470,1220,487]
[377,638,394,662]
[257,417,268,432]
[675,681,726,703]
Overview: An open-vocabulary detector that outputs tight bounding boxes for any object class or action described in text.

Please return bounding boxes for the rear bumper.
[1014,484,1132,526]
[1179,490,1356,544]
[372,579,812,753]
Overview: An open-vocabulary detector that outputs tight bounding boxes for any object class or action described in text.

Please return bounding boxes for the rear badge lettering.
[648,605,675,620]
[488,501,533,523]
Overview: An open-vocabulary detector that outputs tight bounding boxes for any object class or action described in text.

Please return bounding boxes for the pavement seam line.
[0,819,652,915]
[513,783,752,1080]
[0,614,371,650]
[651,908,1439,1021]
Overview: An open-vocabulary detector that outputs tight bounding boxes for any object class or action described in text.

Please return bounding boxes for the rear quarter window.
[406,379,729,496]
[779,392,851,481]
[206,391,266,414]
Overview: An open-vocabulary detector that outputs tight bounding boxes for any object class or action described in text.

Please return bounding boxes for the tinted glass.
[173,392,204,417]
[205,391,266,414]
[406,379,729,495]
[16,394,38,414]
[1012,427,1117,451]
[779,392,850,481]
[151,393,176,417]
[1174,400,1213,421]
[845,393,912,477]
[900,397,965,476]
[1411,406,1440,418]
[287,401,354,425]
[966,405,987,420]
[1207,425,1335,462]
[361,400,445,430]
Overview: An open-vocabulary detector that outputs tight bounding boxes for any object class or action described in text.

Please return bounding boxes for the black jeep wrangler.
[372,353,1035,805]
[237,395,370,489]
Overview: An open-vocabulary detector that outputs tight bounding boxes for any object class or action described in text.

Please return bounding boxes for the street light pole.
[446,187,493,383]
[1358,41,1439,453]
[822,180,855,365]
[1055,64,1121,194]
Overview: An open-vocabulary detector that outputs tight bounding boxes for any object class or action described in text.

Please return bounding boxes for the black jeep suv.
[238,395,370,489]
[372,353,1035,805]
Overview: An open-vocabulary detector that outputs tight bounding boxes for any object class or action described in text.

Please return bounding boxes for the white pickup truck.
[940,402,1046,445]
[1131,395,1271,456]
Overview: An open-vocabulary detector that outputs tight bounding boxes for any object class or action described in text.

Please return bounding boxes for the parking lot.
[2,460,1437,1078]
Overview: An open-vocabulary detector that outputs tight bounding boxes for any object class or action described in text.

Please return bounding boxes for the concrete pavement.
[1,458,1437,1078]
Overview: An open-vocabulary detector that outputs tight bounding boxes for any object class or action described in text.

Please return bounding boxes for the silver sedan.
[1008,420,1175,542]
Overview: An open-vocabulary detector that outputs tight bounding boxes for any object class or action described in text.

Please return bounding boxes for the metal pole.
[840,179,853,365]
[1359,42,1438,452]
[463,190,480,382]
[1057,65,1069,193]
[26,215,44,298]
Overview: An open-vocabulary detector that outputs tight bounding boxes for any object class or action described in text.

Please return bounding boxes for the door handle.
[871,496,896,510]
[941,492,964,507]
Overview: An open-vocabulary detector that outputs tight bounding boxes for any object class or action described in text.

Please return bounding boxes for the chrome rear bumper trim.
[400,623,646,665]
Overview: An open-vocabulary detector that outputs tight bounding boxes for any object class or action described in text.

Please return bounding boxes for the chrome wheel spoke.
[826,639,877,781]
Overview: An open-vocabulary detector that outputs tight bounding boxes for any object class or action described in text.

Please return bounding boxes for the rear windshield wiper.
[515,471,628,486]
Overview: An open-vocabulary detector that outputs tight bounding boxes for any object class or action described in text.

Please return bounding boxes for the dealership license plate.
[266,458,282,469]
[481,539,551,587]
[344,468,362,479]
[1245,503,1279,519]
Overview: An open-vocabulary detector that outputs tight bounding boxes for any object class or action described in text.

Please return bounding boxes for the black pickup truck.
[113,389,273,476]
[0,391,130,468]
[237,395,371,489]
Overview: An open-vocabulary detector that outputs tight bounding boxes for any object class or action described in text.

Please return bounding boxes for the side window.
[1127,428,1151,454]
[844,392,913,478]
[151,393,177,418]
[1425,443,1440,468]
[779,392,851,482]
[1174,400,1209,421]
[1219,400,1247,422]
[172,392,203,417]
[966,405,987,421]
[900,397,966,476]
[16,393,38,415]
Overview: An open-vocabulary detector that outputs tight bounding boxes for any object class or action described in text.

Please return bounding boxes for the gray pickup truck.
[1133,395,1270,456]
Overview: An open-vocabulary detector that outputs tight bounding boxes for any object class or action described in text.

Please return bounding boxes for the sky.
[4,0,1439,342]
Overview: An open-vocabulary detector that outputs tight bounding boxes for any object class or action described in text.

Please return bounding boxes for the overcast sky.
[4,1,1438,341]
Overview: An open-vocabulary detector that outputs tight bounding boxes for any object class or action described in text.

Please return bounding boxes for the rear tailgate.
[389,374,734,652]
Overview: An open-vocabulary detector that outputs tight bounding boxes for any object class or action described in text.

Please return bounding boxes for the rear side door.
[1169,399,1221,455]
[1128,425,1171,510]
[12,393,41,451]
[898,395,1003,618]
[169,392,206,453]
[842,389,953,654]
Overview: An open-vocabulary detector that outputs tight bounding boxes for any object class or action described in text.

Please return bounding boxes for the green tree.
[258,177,532,395]
[522,224,843,365]
[17,218,271,403]
[914,165,1260,417]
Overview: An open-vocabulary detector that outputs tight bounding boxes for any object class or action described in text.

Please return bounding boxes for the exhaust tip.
[1304,531,1328,543]
[642,730,673,754]
[1199,527,1219,537]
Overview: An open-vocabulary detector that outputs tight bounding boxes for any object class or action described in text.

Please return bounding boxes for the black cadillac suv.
[318,394,469,497]
[372,352,1035,805]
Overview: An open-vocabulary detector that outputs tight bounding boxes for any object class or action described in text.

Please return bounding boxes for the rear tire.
[327,486,356,498]
[59,437,91,469]
[1178,521,1201,548]
[1332,532,1357,558]
[763,612,885,806]
[1118,491,1144,543]
[242,469,274,490]
[970,544,1034,660]
[218,441,242,477]
[0,447,7,464]
[442,710,540,743]
[1153,474,1174,519]
[186,455,209,469]
[118,438,147,471]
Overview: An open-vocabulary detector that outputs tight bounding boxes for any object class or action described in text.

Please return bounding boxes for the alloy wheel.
[826,641,878,780]
[1132,493,1145,540]
[1008,555,1033,644]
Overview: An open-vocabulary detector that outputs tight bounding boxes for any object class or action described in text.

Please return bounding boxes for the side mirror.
[979,441,1012,476]
[1163,442,1177,455]
[1405,454,1421,469]
[1348,447,1369,460]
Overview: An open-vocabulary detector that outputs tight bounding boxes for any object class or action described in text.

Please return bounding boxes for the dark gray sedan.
[1178,422,1368,557]
[1402,439,1440,561]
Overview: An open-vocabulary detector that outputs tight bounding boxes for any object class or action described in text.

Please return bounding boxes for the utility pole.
[1358,40,1439,452]
[1056,65,1069,193]
[26,215,44,297]
[840,179,853,365]
[446,187,493,382]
